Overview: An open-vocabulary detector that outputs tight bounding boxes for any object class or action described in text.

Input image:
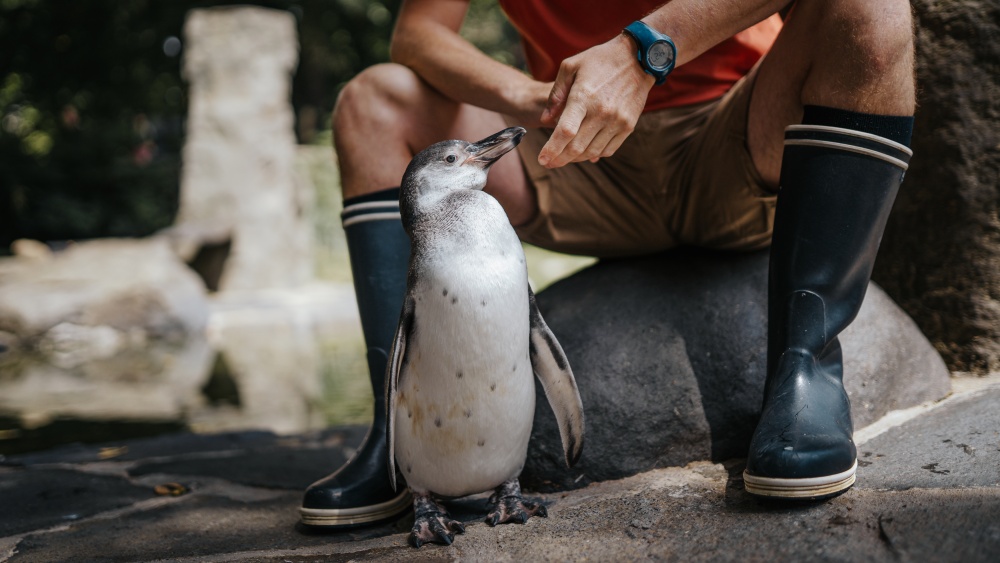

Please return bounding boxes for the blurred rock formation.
[165,6,312,291]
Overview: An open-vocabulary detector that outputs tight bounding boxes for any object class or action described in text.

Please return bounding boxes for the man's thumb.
[543,66,574,126]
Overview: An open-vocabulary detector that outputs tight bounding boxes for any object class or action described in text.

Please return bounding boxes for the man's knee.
[822,0,914,77]
[331,63,424,139]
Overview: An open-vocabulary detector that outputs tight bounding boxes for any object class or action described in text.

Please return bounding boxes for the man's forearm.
[390,0,547,123]
[642,0,790,67]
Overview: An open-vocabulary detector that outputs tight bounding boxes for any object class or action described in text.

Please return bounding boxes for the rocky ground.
[1,375,998,563]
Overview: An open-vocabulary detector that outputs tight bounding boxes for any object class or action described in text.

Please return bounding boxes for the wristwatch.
[623,20,677,85]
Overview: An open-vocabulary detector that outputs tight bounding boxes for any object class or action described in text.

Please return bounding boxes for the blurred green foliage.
[0,0,519,253]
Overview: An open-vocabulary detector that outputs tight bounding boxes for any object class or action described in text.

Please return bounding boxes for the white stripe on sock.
[342,212,403,228]
[784,139,910,170]
[785,124,913,156]
[342,200,400,215]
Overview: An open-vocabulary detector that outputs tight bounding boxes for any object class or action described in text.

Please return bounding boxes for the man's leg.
[300,63,534,526]
[743,1,915,498]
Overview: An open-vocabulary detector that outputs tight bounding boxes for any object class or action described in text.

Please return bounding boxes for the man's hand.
[506,79,555,129]
[538,33,655,168]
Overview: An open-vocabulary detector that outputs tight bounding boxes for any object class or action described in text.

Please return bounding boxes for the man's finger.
[601,132,630,159]
[539,101,586,167]
[578,127,618,164]
[547,109,604,168]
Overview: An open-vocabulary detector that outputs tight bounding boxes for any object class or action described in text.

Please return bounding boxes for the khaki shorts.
[511,66,776,257]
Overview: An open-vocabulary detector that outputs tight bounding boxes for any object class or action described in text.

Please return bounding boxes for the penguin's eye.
[445,154,457,164]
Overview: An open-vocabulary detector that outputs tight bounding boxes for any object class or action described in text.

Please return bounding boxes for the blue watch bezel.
[623,20,676,85]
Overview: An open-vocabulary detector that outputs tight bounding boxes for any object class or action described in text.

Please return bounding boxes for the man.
[299,0,916,526]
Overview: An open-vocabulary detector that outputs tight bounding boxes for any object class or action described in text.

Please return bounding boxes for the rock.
[10,239,52,261]
[0,330,18,355]
[37,323,132,369]
[0,237,216,428]
[522,249,951,491]
[0,338,215,432]
[874,1,1000,373]
[166,6,313,291]
[0,238,208,344]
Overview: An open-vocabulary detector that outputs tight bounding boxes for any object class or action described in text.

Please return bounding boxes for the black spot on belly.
[442,288,448,296]
[451,297,457,304]
[407,464,412,474]
[434,417,442,427]
[408,410,413,419]
[464,408,472,418]
[456,370,463,379]
[512,364,517,372]
[481,299,486,307]
[490,382,496,391]
[478,439,485,447]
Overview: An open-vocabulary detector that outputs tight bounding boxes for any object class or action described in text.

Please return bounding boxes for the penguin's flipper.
[386,293,416,492]
[528,288,585,467]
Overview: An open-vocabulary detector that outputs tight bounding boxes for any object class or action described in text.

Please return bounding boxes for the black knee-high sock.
[801,104,913,146]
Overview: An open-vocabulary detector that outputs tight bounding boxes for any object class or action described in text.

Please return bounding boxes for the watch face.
[647,41,674,70]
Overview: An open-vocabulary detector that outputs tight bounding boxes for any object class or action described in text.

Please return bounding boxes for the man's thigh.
[670,64,777,252]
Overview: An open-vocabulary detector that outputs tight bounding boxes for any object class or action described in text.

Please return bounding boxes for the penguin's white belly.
[394,251,533,498]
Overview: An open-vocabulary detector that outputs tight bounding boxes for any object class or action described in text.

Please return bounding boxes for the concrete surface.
[1,376,998,562]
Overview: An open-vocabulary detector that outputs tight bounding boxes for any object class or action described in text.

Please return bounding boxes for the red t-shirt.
[498,0,782,112]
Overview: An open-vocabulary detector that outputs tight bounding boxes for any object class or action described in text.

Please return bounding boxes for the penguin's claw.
[485,479,547,527]
[409,514,464,547]
[408,494,465,548]
[485,496,547,526]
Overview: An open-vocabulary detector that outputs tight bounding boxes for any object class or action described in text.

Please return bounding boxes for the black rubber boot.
[744,107,913,499]
[300,188,413,527]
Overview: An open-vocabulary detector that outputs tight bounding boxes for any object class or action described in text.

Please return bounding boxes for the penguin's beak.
[465,127,526,169]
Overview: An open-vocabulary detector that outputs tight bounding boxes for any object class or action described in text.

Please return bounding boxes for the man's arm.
[390,0,551,127]
[538,0,790,169]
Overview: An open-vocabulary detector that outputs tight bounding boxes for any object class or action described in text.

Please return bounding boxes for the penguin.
[386,126,585,547]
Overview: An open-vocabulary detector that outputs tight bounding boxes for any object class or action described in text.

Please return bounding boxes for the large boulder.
[523,249,951,491]
[0,238,208,351]
[874,1,1000,373]
[0,238,213,429]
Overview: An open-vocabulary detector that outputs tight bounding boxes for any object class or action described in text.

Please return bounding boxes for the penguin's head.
[402,127,526,196]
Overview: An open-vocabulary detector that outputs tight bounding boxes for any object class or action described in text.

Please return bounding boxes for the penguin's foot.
[486,479,547,526]
[409,492,465,548]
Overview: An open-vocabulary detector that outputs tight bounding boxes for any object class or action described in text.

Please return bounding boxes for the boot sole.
[299,489,412,527]
[743,460,857,500]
